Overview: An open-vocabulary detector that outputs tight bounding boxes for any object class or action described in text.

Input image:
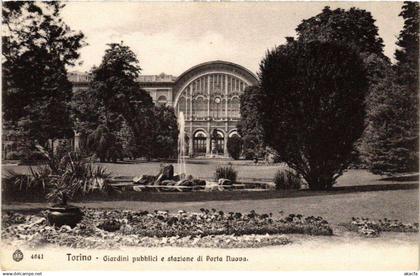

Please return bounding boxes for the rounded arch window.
[194,130,208,138]
[211,129,225,139]
[229,131,240,138]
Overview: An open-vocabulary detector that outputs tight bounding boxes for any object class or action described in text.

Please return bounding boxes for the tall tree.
[394,1,419,172]
[238,85,264,140]
[260,41,368,190]
[2,2,85,151]
[85,42,178,160]
[296,6,384,58]
[395,2,419,92]
[149,105,179,159]
[362,2,419,174]
[361,69,417,174]
[238,85,265,159]
[88,42,153,129]
[294,5,419,173]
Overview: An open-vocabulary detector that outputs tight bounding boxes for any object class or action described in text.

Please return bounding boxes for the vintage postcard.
[1,1,419,273]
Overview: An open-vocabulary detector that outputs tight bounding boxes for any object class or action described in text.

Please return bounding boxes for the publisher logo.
[13,249,23,262]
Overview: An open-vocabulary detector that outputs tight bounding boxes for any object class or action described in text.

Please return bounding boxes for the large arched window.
[210,96,224,119]
[177,96,187,116]
[229,97,240,118]
[175,67,256,121]
[211,129,225,154]
[193,96,206,118]
[193,130,207,155]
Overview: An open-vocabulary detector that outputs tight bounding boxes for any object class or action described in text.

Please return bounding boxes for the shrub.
[3,167,51,199]
[46,152,112,202]
[273,169,302,190]
[2,147,112,202]
[215,163,238,183]
[227,136,242,160]
[242,135,259,160]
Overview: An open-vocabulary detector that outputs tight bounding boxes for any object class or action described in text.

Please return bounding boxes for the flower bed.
[90,209,333,237]
[2,209,333,248]
[340,217,419,238]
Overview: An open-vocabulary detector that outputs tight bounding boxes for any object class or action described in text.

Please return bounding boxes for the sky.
[62,1,405,76]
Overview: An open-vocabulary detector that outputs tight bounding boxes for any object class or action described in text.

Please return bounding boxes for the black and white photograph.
[0,1,419,273]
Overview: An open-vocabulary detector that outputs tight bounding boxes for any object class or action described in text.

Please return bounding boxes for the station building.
[69,60,258,157]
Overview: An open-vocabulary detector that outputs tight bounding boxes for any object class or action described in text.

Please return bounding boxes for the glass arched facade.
[175,73,248,121]
[173,62,257,156]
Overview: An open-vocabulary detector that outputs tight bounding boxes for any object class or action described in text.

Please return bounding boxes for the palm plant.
[46,151,112,203]
[3,145,112,202]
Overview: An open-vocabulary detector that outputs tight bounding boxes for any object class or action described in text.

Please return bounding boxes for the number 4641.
[31,253,44,260]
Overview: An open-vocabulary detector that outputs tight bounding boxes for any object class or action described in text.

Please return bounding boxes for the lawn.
[3,160,418,226]
[0,159,407,186]
[4,189,418,225]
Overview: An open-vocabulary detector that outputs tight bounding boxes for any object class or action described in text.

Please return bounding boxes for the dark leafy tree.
[395,2,419,92]
[227,136,242,160]
[395,1,419,168]
[71,86,104,133]
[86,42,178,160]
[361,69,417,174]
[89,43,153,128]
[2,2,85,154]
[149,105,179,159]
[87,42,157,159]
[295,5,412,172]
[238,86,263,150]
[241,135,261,160]
[116,121,138,160]
[260,41,368,190]
[362,2,419,174]
[296,6,384,58]
[86,125,123,162]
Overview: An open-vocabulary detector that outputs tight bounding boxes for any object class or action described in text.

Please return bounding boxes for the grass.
[3,189,418,225]
[2,160,414,187]
[3,161,418,227]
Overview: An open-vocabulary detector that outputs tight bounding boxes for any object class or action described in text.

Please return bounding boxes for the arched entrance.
[211,129,224,155]
[193,130,207,156]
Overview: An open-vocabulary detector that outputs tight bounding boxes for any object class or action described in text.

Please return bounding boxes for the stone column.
[206,136,211,156]
[188,134,194,157]
[224,135,229,157]
[207,75,211,118]
[225,75,228,120]
[189,87,193,120]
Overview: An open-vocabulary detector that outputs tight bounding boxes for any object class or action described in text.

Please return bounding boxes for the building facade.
[69,60,258,157]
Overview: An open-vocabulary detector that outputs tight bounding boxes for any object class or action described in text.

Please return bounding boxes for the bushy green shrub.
[215,163,238,183]
[273,169,302,190]
[227,136,242,160]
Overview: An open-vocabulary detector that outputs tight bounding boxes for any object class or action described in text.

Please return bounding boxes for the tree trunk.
[306,173,334,190]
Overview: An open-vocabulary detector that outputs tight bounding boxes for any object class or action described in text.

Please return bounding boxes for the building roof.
[68,60,258,86]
